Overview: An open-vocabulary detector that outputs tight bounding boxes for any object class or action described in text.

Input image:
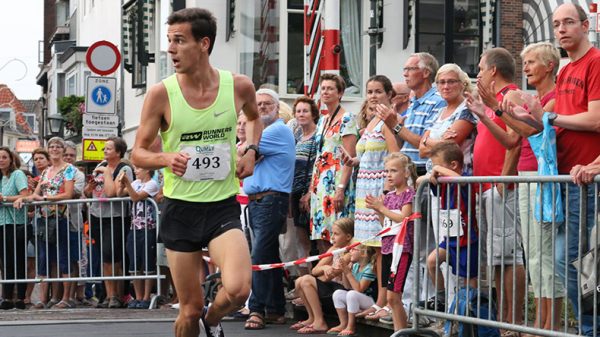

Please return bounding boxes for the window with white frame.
[159,0,175,80]
[287,0,363,96]
[0,109,15,129]
[240,1,280,90]
[66,72,77,96]
[241,0,363,96]
[23,113,38,134]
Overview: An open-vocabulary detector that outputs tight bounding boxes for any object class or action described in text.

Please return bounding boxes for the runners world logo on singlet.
[180,127,233,142]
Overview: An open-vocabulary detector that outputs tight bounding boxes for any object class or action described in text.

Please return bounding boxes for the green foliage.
[57,95,85,134]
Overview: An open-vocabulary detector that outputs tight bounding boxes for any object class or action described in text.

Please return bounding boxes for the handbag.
[572,243,600,314]
[36,217,58,244]
[295,135,316,229]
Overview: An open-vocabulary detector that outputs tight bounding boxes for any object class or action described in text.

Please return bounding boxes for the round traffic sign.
[86,40,121,76]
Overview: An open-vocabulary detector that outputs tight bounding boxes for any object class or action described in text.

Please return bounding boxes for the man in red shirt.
[466,48,526,327]
[508,4,600,335]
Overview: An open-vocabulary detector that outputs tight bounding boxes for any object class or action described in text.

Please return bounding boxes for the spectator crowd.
[0,3,599,337]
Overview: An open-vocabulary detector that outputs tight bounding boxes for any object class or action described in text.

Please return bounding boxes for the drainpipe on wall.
[495,0,501,47]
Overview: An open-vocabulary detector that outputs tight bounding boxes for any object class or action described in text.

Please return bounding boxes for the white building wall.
[76,0,121,46]
[376,0,414,84]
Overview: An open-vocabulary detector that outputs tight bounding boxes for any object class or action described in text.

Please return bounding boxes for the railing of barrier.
[0,197,162,302]
[394,175,599,337]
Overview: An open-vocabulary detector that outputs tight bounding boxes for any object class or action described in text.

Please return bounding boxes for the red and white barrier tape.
[202,212,422,271]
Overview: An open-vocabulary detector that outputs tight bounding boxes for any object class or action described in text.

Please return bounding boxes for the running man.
[131,8,261,337]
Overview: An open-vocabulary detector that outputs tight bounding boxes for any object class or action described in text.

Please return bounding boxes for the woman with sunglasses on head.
[309,74,359,253]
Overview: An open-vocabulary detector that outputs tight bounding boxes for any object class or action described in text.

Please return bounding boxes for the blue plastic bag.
[527,113,565,223]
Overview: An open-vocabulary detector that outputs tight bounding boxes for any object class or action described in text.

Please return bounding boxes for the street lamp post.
[46,113,65,139]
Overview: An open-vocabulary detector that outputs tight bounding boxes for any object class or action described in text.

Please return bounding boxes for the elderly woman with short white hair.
[419,63,477,175]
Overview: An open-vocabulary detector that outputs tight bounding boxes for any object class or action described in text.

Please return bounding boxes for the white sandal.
[356,304,381,318]
[365,305,391,321]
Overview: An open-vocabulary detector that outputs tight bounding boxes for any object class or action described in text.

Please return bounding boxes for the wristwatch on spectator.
[337,184,345,190]
[244,144,260,160]
[494,109,503,117]
[547,112,558,126]
[392,123,404,134]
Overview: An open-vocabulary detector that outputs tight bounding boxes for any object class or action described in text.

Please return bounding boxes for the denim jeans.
[555,183,599,336]
[247,193,288,316]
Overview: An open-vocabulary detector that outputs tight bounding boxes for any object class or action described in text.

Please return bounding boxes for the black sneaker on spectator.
[418,297,445,312]
[14,300,26,310]
[0,300,14,310]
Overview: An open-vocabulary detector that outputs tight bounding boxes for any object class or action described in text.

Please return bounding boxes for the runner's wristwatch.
[244,144,260,160]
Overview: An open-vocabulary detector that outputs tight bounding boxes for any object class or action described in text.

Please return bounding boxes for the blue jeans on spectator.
[248,193,288,316]
[555,183,599,336]
[37,217,70,276]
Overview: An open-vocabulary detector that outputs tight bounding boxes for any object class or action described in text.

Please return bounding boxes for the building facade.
[36,0,598,152]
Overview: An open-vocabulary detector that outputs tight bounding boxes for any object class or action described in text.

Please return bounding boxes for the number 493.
[192,156,220,169]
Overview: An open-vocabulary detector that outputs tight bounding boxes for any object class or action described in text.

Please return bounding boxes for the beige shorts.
[480,187,524,266]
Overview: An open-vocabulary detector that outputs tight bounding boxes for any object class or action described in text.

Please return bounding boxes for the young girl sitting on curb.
[289,218,354,334]
[329,245,377,336]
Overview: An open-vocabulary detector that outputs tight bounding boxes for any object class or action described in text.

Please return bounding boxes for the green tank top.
[161,69,238,202]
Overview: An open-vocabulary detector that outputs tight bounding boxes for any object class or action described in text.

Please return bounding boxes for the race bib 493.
[180,143,231,181]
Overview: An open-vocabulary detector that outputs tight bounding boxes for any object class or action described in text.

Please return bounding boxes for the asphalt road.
[0,320,300,337]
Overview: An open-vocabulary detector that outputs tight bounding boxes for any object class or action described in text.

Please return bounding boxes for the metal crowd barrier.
[394,175,600,337]
[0,197,162,302]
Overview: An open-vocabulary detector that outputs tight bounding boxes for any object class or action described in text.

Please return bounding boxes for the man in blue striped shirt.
[378,53,446,175]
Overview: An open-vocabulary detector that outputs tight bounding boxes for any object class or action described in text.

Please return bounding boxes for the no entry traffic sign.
[86,40,121,76]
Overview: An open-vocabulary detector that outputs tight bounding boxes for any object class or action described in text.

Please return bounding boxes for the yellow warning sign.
[87,141,97,151]
[83,139,106,161]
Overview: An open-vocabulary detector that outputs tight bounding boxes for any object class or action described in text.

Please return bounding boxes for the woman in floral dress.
[15,137,76,309]
[309,74,358,249]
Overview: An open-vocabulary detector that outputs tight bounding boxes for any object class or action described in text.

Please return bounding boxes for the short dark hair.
[430,141,464,168]
[320,73,346,94]
[482,48,516,82]
[293,96,320,123]
[32,147,50,161]
[167,8,217,55]
[0,147,21,176]
[107,137,128,159]
[367,75,395,99]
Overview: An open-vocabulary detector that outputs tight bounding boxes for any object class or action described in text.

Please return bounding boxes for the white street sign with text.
[83,113,119,128]
[82,127,118,139]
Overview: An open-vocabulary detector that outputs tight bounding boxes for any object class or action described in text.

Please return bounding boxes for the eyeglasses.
[63,153,76,157]
[435,79,462,86]
[553,19,583,30]
[403,66,420,72]
[257,101,275,107]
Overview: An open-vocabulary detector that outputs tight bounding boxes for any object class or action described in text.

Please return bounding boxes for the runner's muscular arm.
[131,83,189,175]
[234,74,262,179]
